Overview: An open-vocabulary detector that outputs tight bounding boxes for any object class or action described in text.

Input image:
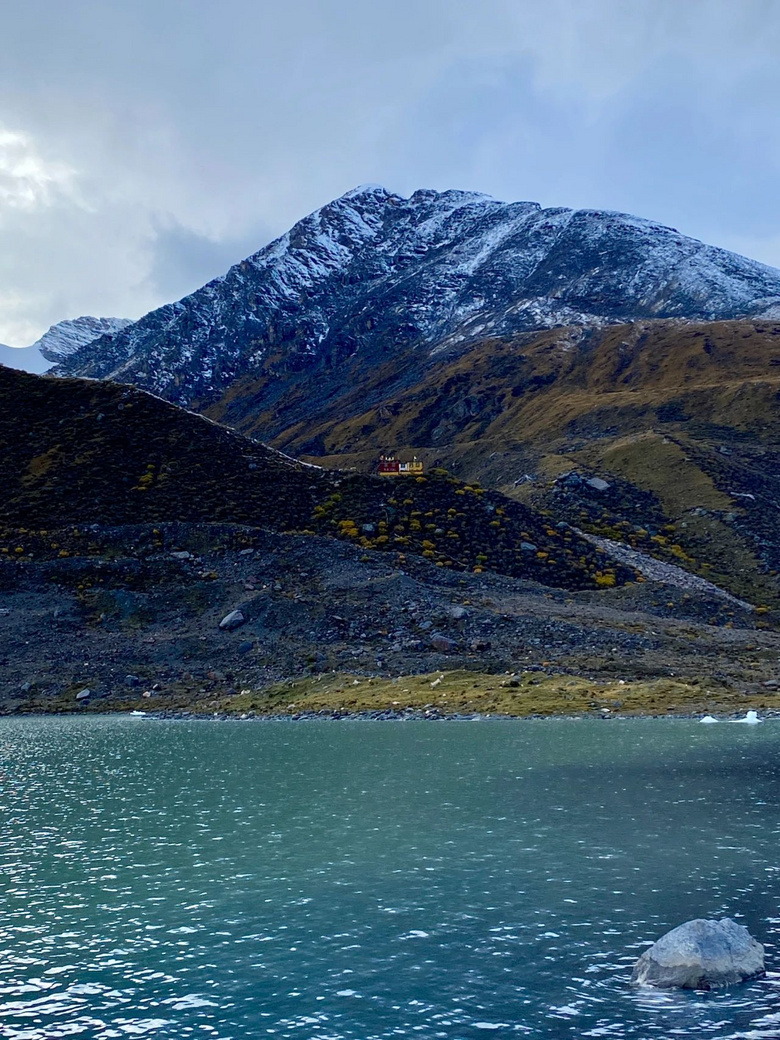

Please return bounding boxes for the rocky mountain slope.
[0,376,772,714]
[2,521,775,716]
[50,186,780,410]
[2,365,776,715]
[38,188,780,610]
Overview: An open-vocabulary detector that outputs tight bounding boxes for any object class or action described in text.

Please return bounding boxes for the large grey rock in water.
[631,918,765,990]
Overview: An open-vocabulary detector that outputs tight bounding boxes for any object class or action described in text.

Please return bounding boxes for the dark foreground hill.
[0,366,327,529]
[0,365,638,592]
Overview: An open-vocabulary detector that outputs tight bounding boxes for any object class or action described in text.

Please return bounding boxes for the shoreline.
[7,667,780,722]
[5,705,780,722]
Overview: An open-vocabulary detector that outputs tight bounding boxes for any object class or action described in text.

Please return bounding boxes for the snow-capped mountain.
[36,316,132,365]
[0,316,132,375]
[51,185,780,406]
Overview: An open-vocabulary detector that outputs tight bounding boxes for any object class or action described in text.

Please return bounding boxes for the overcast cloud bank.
[1,0,779,347]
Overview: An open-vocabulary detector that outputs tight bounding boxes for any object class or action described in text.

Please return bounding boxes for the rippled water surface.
[2,717,780,1038]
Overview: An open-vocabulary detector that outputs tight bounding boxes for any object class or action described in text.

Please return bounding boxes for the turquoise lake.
[1,716,780,1039]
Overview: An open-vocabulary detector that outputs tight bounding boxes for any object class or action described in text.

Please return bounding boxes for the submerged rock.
[631,918,764,990]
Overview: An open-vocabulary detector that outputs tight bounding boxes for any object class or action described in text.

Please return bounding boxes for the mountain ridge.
[49,185,780,407]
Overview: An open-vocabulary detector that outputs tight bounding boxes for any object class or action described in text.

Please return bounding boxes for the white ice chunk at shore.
[733,710,762,724]
[700,715,719,724]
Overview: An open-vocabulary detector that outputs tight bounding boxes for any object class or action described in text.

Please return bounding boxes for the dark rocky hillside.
[1,521,776,715]
[0,366,638,592]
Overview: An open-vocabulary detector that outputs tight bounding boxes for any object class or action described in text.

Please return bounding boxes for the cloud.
[0,127,77,212]
[0,0,778,344]
[146,218,276,302]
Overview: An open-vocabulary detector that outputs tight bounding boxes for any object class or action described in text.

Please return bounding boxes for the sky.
[1,0,780,353]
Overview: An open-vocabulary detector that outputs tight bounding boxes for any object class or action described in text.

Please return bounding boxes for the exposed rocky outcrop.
[631,918,765,989]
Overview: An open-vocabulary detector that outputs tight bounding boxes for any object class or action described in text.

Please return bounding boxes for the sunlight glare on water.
[1,716,780,1038]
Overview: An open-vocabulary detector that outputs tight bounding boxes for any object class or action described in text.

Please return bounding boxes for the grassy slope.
[228,319,780,606]
[0,367,325,529]
[229,320,780,457]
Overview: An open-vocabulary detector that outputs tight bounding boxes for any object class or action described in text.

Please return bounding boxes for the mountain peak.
[50,188,780,409]
[339,183,391,200]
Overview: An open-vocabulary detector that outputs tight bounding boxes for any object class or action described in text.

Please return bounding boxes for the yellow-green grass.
[246,320,780,463]
[578,433,732,516]
[195,670,777,718]
[18,669,780,717]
